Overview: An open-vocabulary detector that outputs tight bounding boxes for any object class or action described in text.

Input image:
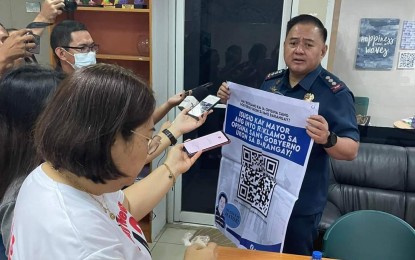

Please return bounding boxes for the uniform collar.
[290,65,322,91]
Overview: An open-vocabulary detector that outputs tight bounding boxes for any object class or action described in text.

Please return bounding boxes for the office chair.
[354,96,370,125]
[323,210,415,260]
[354,96,369,116]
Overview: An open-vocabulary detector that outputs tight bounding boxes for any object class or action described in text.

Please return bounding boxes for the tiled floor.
[149,224,199,260]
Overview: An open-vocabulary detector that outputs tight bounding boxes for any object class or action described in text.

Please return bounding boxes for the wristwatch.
[323,131,337,148]
[162,129,177,146]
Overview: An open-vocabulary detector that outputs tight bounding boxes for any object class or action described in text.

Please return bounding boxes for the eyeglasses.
[130,130,162,155]
[61,44,99,53]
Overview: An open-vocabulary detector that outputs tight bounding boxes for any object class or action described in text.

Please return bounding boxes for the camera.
[63,0,78,12]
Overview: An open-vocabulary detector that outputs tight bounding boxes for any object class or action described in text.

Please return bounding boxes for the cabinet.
[52,0,153,242]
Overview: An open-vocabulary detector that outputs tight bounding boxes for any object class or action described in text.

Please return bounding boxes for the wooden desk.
[218,246,331,259]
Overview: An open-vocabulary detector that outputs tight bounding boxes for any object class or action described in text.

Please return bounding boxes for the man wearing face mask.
[50,21,194,129]
[50,20,97,74]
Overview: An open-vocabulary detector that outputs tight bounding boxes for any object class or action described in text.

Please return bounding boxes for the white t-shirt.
[8,165,152,260]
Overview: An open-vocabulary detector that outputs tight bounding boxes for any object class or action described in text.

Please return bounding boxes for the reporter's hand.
[184,242,218,260]
[0,29,35,65]
[217,82,231,104]
[38,0,65,23]
[164,144,203,176]
[168,108,212,137]
[167,92,187,107]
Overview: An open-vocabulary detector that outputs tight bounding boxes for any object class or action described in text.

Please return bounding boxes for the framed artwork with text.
[355,18,400,70]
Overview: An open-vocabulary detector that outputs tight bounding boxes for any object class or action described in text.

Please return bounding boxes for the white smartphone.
[187,95,221,119]
[183,131,231,156]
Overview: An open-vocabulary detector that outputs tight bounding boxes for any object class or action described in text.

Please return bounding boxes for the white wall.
[332,0,415,127]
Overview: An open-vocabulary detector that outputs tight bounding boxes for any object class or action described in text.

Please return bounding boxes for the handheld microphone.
[178,83,212,110]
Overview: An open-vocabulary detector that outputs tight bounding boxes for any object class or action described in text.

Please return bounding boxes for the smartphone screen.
[183,131,230,156]
[187,95,220,118]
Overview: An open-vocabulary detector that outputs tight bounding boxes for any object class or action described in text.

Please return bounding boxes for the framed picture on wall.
[355,18,400,70]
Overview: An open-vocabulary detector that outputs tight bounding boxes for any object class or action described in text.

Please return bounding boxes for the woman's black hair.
[35,63,156,183]
[0,65,64,199]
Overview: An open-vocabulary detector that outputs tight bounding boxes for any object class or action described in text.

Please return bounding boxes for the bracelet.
[163,163,176,185]
[162,128,177,146]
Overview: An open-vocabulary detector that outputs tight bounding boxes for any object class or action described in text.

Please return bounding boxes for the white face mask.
[65,50,97,69]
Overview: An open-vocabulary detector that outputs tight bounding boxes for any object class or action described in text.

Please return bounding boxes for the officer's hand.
[306,115,330,144]
[217,82,231,104]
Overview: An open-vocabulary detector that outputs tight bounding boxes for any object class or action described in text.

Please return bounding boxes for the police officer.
[217,14,359,255]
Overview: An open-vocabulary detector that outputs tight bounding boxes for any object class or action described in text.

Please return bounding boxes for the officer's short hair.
[286,14,327,43]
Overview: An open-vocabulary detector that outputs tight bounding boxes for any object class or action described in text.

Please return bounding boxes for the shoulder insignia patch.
[330,84,343,93]
[322,73,344,93]
[265,69,285,80]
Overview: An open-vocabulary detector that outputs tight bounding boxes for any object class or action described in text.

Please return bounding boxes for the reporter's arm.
[30,0,64,36]
[145,109,210,164]
[152,92,186,124]
[152,102,174,125]
[123,145,202,221]
[144,121,172,164]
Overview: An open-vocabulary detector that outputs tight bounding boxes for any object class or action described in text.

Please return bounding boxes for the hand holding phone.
[187,95,221,119]
[183,131,231,156]
[25,31,40,54]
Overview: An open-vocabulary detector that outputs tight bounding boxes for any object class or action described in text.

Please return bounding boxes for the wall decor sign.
[25,2,41,13]
[355,18,400,70]
[400,21,415,50]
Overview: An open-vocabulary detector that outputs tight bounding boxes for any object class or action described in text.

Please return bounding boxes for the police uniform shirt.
[260,65,360,215]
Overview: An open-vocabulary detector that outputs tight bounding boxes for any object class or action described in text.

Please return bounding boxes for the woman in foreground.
[9,63,217,259]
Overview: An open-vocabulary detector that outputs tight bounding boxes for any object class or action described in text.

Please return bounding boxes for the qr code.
[199,101,212,111]
[237,145,279,217]
[398,52,415,69]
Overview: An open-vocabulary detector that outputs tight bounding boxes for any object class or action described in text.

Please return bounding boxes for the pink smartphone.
[183,131,231,156]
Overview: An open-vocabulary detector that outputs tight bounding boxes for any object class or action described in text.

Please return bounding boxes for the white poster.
[215,82,319,252]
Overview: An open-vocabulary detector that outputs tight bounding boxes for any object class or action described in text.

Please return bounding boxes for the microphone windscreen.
[191,85,210,101]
